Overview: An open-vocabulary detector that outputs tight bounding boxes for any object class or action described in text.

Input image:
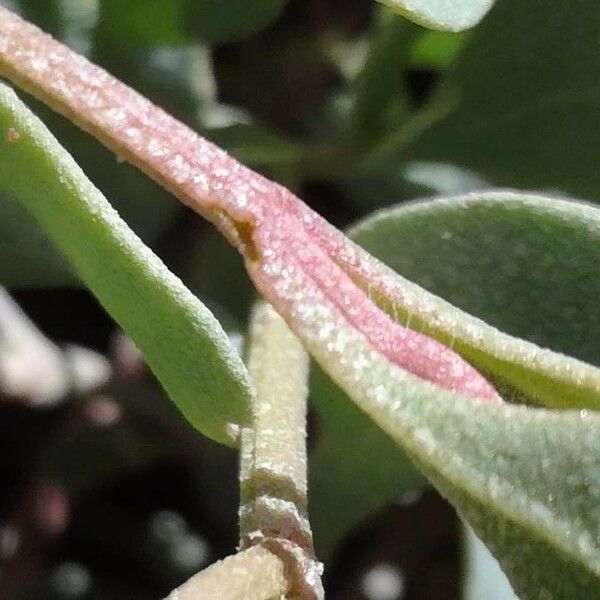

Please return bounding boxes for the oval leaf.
[292,277,600,599]
[350,192,600,366]
[311,191,600,567]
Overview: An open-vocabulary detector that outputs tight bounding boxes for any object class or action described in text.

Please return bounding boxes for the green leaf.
[410,30,468,70]
[298,211,600,598]
[310,191,600,565]
[0,96,182,288]
[349,9,421,139]
[334,195,600,411]
[404,0,600,202]
[96,0,289,48]
[300,256,600,599]
[183,0,288,44]
[0,0,141,287]
[0,82,252,444]
[361,365,600,600]
[96,0,187,47]
[377,0,496,31]
[350,192,600,367]
[315,192,600,598]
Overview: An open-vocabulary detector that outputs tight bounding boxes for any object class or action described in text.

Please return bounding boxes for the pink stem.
[0,7,501,403]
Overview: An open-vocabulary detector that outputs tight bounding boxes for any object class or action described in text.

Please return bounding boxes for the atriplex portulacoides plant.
[2,1,600,598]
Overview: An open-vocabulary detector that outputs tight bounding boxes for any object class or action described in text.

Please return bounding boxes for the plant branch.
[0,6,500,405]
[241,302,324,599]
[164,545,288,600]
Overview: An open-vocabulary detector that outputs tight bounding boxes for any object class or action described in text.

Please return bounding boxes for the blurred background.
[0,0,589,597]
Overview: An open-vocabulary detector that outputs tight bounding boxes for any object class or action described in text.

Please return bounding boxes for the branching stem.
[164,545,288,600]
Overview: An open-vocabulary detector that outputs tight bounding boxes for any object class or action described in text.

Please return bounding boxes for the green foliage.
[346,195,600,411]
[184,0,288,44]
[345,193,600,598]
[3,0,600,597]
[310,193,600,581]
[310,364,424,555]
[406,0,600,202]
[0,83,251,444]
[0,95,182,287]
[464,527,518,600]
[349,10,420,139]
[97,0,187,47]
[411,30,468,69]
[365,373,600,600]
[97,0,289,46]
[351,193,600,366]
[0,192,76,286]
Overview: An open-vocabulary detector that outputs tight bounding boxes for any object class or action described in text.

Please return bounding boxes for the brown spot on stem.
[234,219,260,263]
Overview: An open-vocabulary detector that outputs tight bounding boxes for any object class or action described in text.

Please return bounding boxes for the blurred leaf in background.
[403,0,600,202]
[184,0,289,44]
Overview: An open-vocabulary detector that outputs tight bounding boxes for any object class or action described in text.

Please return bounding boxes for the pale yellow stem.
[165,305,322,600]
[164,545,288,600]
[243,302,310,501]
[241,303,324,599]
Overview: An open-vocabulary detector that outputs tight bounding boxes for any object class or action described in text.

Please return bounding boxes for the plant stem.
[241,303,324,599]
[164,545,288,600]
[0,7,501,406]
[166,305,323,600]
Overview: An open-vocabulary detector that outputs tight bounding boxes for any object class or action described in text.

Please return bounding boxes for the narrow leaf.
[0,82,251,444]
